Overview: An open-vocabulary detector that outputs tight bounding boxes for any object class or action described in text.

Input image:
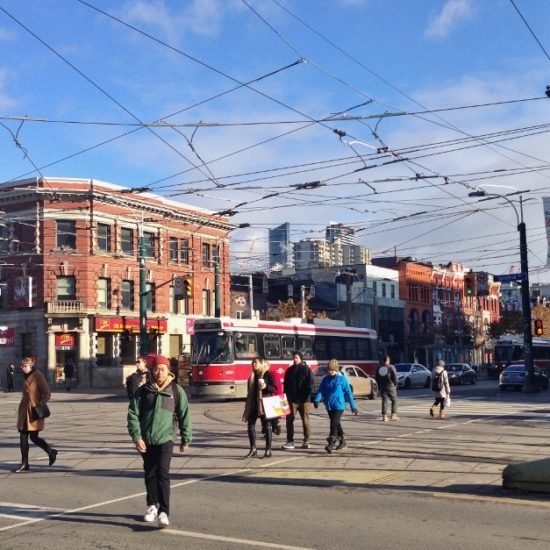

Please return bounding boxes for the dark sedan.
[499,364,549,391]
[446,363,477,385]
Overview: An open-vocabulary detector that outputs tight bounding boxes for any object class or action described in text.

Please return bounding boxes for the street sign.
[493,273,527,283]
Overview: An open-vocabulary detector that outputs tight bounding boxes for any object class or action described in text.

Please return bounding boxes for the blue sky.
[1,0,550,279]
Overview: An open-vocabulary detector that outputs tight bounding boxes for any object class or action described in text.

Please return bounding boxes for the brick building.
[0,177,233,388]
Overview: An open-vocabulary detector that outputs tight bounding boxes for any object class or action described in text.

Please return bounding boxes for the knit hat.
[154,355,171,368]
[327,359,340,372]
[293,350,303,360]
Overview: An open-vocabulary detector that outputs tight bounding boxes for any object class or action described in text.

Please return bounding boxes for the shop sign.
[55,333,76,350]
[186,318,195,335]
[95,317,167,333]
[0,327,15,346]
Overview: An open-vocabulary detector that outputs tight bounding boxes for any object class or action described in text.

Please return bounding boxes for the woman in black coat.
[242,357,277,459]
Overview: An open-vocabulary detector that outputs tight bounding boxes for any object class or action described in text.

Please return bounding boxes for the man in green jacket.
[128,355,192,529]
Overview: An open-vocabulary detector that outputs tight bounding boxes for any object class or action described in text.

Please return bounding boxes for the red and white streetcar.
[190,317,379,399]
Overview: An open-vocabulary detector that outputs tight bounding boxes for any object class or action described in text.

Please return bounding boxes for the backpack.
[432,371,444,391]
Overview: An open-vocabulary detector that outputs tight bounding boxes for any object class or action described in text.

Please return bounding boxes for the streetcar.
[494,335,550,376]
[190,317,379,399]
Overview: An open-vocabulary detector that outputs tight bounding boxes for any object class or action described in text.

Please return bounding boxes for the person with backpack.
[376,355,399,422]
[127,355,192,529]
[125,356,151,399]
[430,359,451,419]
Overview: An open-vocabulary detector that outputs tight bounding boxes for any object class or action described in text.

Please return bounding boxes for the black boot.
[325,436,337,454]
[14,463,29,473]
[263,425,272,458]
[335,436,347,450]
[246,423,257,458]
[49,449,58,466]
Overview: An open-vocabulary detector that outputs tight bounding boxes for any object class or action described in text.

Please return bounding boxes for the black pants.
[432,396,446,410]
[19,430,52,465]
[327,409,344,441]
[247,415,272,450]
[141,441,173,516]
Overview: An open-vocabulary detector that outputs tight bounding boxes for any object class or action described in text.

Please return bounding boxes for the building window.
[97,223,111,252]
[96,333,113,366]
[382,283,387,298]
[169,238,178,261]
[121,228,134,255]
[142,232,155,258]
[0,224,9,252]
[121,280,134,310]
[202,243,211,267]
[146,282,155,312]
[57,276,76,300]
[391,285,395,299]
[97,278,111,309]
[180,238,189,264]
[56,220,76,249]
[372,281,377,296]
[202,289,211,316]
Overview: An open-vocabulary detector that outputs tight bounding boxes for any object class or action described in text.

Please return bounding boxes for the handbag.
[31,404,51,421]
[261,394,291,419]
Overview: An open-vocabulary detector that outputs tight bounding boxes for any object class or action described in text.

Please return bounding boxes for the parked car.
[312,364,378,399]
[446,363,477,385]
[394,363,432,389]
[499,364,549,391]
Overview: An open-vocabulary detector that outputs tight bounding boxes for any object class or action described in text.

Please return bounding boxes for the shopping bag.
[445,396,451,408]
[261,394,291,419]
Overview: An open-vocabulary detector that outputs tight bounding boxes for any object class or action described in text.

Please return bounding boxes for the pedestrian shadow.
[45,511,163,532]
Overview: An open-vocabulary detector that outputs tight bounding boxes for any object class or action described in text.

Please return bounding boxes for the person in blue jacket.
[313,359,358,453]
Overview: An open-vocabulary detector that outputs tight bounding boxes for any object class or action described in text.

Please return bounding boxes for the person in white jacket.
[430,360,451,419]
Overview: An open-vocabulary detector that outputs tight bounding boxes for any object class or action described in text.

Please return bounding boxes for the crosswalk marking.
[396,400,550,417]
[0,502,65,521]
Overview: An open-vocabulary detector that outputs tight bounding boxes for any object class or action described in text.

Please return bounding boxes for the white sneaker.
[143,504,158,522]
[158,512,169,529]
[282,442,295,449]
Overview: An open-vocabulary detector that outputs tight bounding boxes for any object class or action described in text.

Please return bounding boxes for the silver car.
[394,363,432,389]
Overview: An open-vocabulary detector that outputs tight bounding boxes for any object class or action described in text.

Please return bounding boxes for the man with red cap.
[128,355,192,529]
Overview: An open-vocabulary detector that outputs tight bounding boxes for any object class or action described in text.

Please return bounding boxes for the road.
[1,380,550,549]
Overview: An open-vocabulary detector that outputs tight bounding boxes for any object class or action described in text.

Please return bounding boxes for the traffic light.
[464,272,476,296]
[184,276,193,298]
[534,319,544,337]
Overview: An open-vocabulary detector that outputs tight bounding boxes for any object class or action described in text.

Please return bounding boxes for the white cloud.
[122,0,238,42]
[425,0,474,39]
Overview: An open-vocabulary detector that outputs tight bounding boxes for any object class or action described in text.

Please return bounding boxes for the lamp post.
[468,186,536,392]
[138,225,148,356]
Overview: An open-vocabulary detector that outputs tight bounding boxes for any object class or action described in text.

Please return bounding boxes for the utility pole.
[301,285,306,320]
[214,251,221,318]
[138,219,148,356]
[248,273,254,319]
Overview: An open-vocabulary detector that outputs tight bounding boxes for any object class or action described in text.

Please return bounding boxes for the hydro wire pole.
[518,198,536,392]
[214,255,221,318]
[139,230,149,357]
[468,189,536,392]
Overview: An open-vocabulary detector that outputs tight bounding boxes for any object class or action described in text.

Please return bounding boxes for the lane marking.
[163,527,315,549]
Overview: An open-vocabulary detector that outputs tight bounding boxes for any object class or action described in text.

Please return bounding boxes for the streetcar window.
[281,336,295,359]
[344,338,357,360]
[297,336,313,359]
[328,338,343,359]
[263,335,281,359]
[235,334,258,359]
[313,336,329,360]
[356,339,368,359]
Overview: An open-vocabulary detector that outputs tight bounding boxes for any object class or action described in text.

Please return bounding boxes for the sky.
[1,0,550,279]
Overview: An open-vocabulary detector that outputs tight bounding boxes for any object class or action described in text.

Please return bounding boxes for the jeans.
[285,401,311,442]
[327,409,344,441]
[381,386,398,415]
[141,441,173,516]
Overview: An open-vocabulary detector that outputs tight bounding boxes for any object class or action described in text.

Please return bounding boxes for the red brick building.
[0,177,233,387]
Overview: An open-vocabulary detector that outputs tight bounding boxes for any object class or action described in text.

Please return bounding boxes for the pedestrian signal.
[534,319,544,337]
[464,272,476,296]
[184,277,193,298]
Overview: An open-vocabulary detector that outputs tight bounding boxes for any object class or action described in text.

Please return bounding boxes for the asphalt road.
[1,380,550,549]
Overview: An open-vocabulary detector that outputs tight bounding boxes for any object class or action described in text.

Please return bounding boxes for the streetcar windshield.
[495,345,522,363]
[192,332,232,364]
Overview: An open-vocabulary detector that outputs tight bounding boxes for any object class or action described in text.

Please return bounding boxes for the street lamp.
[468,185,536,392]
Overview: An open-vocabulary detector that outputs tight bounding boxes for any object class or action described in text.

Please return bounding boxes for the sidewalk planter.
[502,457,550,493]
